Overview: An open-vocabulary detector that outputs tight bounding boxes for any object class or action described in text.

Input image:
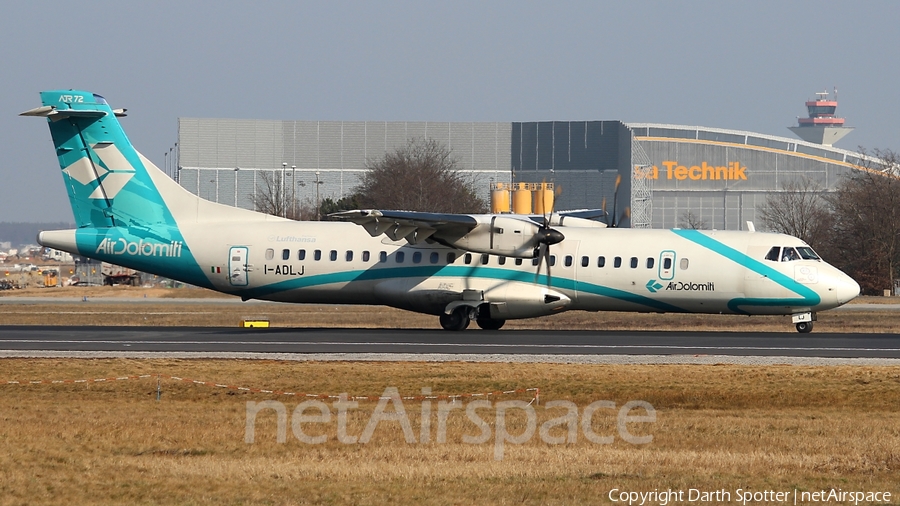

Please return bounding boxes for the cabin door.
[229,246,249,286]
[658,250,676,281]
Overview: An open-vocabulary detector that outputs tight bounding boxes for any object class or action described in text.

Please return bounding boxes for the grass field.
[1,288,899,504]
[1,286,899,332]
[1,359,899,505]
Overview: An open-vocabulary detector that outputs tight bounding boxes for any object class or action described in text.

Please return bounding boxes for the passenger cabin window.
[646,257,654,269]
[680,258,689,270]
[265,248,274,260]
[362,251,370,262]
[412,252,422,264]
[614,257,622,268]
[598,256,606,268]
[379,251,387,263]
[630,257,638,268]
[329,250,337,261]
[498,256,506,266]
[663,257,672,270]
[465,253,473,264]
[549,255,557,267]
[396,251,405,263]
[430,252,439,264]
[481,254,489,265]
[515,258,523,266]
[282,249,290,261]
[765,247,781,262]
[446,252,456,264]
[532,257,540,266]
[345,251,353,262]
[298,249,306,261]
[564,255,573,267]
[581,256,589,267]
[314,250,322,261]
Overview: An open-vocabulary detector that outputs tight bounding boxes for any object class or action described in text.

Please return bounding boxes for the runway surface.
[1,326,899,359]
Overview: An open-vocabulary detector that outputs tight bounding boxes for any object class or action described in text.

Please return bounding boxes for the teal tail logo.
[646,280,663,293]
[21,90,173,230]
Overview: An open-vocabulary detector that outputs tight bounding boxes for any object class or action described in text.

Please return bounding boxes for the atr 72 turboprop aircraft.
[23,90,860,332]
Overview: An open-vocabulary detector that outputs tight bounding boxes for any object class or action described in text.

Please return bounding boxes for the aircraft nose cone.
[836,276,861,305]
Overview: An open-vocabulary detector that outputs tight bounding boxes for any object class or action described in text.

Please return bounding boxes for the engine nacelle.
[550,214,607,228]
[444,282,571,320]
[446,216,547,259]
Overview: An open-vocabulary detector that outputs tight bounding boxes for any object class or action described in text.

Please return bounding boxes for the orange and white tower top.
[788,88,853,146]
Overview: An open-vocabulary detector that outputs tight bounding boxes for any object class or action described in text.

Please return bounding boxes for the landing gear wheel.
[476,318,506,330]
[795,321,813,333]
[440,307,470,331]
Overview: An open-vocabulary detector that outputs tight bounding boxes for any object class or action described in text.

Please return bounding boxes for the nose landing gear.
[792,312,817,333]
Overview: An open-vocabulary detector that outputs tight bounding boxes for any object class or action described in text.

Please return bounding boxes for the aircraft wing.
[330,210,481,245]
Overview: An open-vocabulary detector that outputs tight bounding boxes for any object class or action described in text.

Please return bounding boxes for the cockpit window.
[781,247,800,262]
[796,247,820,260]
[765,247,780,261]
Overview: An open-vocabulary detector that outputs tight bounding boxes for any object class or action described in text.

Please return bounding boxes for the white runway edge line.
[2,339,900,353]
[2,351,900,366]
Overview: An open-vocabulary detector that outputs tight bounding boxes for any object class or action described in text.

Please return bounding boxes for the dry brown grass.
[1,299,899,332]
[0,285,233,299]
[1,359,899,505]
[2,286,899,331]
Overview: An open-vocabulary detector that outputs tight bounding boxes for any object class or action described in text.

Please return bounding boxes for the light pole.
[314,171,323,221]
[234,167,240,207]
[208,179,215,201]
[291,165,296,218]
[164,151,168,178]
[281,162,287,218]
[297,180,306,219]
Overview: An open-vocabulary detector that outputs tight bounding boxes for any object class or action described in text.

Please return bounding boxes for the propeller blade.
[611,174,622,227]
[543,245,552,287]
[533,243,545,283]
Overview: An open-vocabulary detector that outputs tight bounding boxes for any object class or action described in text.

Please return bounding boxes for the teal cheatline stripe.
[671,229,820,313]
[575,280,688,313]
[237,265,687,312]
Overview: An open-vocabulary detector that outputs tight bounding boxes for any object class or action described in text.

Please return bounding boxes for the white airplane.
[23,91,860,333]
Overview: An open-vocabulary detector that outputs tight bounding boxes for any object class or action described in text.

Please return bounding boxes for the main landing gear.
[792,312,816,333]
[439,305,506,331]
[795,321,814,333]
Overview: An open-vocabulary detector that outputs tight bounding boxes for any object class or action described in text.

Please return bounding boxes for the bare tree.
[678,210,708,229]
[355,138,488,213]
[758,176,831,249]
[250,171,315,220]
[828,149,900,294]
[250,170,286,218]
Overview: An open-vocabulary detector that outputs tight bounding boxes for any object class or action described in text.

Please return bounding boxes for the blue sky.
[2,1,897,222]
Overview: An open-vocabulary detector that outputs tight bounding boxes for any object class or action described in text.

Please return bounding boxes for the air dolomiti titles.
[95,238,183,257]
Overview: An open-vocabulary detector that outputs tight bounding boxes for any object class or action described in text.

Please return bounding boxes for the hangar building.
[173,94,869,230]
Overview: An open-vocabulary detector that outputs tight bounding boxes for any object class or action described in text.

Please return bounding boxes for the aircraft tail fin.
[22,90,268,230]
[21,91,182,229]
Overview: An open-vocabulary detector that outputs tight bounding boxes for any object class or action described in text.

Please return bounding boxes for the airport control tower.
[788,89,853,146]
